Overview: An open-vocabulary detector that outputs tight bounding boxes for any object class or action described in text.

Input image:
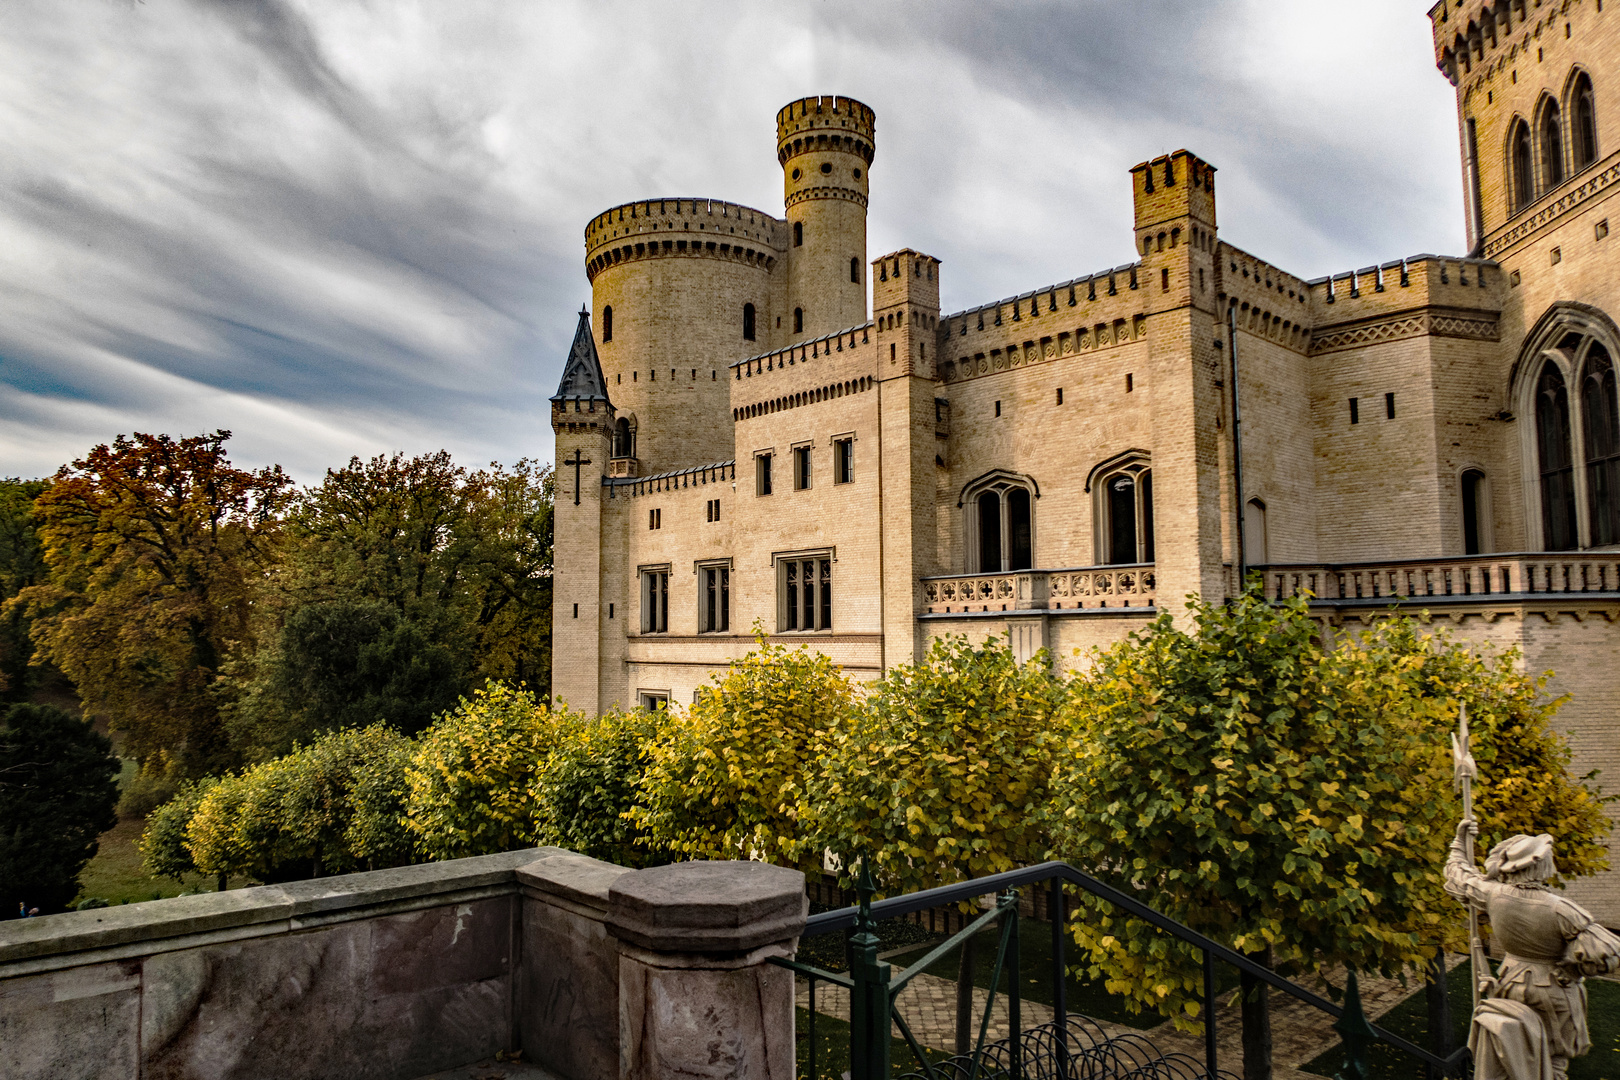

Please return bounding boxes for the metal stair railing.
[773,859,1470,1080]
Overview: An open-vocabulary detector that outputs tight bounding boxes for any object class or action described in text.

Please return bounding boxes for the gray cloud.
[0,0,1464,481]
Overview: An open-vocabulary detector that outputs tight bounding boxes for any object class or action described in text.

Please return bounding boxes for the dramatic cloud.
[0,0,1462,481]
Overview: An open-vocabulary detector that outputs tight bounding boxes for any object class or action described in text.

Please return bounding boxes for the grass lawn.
[1301,961,1620,1080]
[73,817,251,907]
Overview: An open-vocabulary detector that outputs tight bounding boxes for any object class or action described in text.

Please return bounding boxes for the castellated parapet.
[779,96,875,339]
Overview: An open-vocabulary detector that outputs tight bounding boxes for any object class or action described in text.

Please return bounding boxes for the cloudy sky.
[0,0,1464,483]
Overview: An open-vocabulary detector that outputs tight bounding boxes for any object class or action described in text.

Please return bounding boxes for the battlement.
[1130,150,1217,232]
[731,323,873,374]
[942,263,1143,331]
[584,198,786,280]
[1430,0,1596,87]
[871,249,941,313]
[776,96,876,165]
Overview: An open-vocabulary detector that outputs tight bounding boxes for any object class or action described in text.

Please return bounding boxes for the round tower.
[584,198,785,474]
[777,96,874,340]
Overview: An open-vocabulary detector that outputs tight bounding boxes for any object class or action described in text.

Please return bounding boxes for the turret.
[778,96,875,340]
[1130,151,1218,317]
[872,249,942,381]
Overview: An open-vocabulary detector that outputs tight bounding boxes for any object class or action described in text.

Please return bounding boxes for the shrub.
[809,634,1063,893]
[140,778,217,880]
[530,706,660,866]
[0,702,120,915]
[632,636,856,866]
[404,683,559,860]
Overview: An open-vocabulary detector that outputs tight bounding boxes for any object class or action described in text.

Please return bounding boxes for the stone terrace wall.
[0,850,804,1080]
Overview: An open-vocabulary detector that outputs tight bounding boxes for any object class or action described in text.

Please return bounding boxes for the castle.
[552,2,1618,917]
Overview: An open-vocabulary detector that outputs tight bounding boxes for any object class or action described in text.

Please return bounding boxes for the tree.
[0,479,49,702]
[530,706,661,867]
[810,634,1063,894]
[1,703,120,915]
[226,453,552,757]
[403,682,559,860]
[1047,591,1611,1076]
[632,635,856,867]
[16,432,292,778]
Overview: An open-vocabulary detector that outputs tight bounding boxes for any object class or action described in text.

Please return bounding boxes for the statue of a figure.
[1445,818,1620,1080]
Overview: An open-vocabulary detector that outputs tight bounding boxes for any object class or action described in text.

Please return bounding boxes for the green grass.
[72,817,251,907]
[1300,962,1620,1080]
[796,1006,952,1080]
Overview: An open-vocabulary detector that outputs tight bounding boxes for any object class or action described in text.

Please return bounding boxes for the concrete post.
[606,861,806,1080]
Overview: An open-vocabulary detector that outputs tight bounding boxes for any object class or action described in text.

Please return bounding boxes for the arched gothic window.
[612,417,635,460]
[743,303,756,342]
[1244,498,1268,564]
[1539,97,1565,189]
[1581,344,1620,545]
[1536,362,1578,550]
[602,305,614,343]
[1510,119,1535,212]
[961,472,1037,573]
[850,256,860,284]
[1088,453,1154,565]
[1571,72,1598,172]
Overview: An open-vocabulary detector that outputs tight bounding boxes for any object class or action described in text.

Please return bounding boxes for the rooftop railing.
[921,565,1156,615]
[1255,552,1620,603]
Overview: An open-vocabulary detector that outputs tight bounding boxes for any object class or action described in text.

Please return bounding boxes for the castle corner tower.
[779,96,875,341]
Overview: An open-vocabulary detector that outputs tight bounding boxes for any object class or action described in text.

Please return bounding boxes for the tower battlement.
[583,198,785,282]
[776,96,876,165]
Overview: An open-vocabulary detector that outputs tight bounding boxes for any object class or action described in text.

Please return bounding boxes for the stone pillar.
[606,861,806,1080]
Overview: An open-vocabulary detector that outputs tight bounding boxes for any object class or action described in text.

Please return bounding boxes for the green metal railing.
[774,860,1468,1080]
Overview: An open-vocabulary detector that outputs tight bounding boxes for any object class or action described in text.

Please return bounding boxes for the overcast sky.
[0,0,1464,483]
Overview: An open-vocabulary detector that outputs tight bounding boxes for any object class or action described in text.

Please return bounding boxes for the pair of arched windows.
[1529,322,1620,550]
[1507,71,1598,214]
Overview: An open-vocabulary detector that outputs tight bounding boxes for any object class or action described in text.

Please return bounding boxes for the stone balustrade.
[921,563,1156,613]
[1256,552,1620,603]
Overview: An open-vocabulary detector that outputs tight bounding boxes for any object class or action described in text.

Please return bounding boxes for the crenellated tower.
[778,96,875,341]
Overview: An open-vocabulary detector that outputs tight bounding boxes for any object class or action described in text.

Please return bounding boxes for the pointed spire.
[550,307,612,404]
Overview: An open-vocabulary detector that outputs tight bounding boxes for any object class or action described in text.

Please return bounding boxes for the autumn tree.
[17,432,292,777]
[0,479,49,702]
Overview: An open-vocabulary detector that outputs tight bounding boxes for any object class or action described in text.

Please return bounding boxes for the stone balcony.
[920,564,1156,614]
[1255,551,1620,603]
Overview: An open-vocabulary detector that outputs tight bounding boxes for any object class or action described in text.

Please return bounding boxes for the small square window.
[639,692,669,712]
[794,445,813,490]
[1598,220,1611,242]
[1551,247,1562,265]
[648,507,661,530]
[834,438,854,484]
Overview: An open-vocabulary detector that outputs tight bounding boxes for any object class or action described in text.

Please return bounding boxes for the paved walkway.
[797,953,1467,1080]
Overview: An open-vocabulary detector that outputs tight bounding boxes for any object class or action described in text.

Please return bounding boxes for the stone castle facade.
[552,2,1619,918]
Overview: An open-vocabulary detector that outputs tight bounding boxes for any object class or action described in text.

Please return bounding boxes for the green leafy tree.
[139,778,216,881]
[1,703,120,915]
[1048,591,1611,1052]
[227,454,552,757]
[809,634,1064,893]
[403,682,559,860]
[530,706,661,866]
[16,432,292,777]
[0,479,49,702]
[632,635,856,866]
[179,723,416,881]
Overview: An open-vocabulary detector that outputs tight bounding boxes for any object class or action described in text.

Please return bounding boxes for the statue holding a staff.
[1445,705,1620,1080]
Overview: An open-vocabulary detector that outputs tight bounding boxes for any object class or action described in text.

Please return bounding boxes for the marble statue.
[1445,818,1620,1080]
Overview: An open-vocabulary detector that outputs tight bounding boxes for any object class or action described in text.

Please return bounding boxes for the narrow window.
[793,221,803,247]
[1461,470,1486,554]
[1245,498,1268,564]
[1107,475,1137,564]
[1007,487,1032,570]
[834,438,854,484]
[702,567,731,632]
[1541,100,1566,188]
[743,303,756,341]
[1161,267,1170,291]
[794,445,812,490]
[1349,397,1360,425]
[756,453,773,496]
[850,256,860,284]
[602,305,613,343]
[1125,374,1133,392]
[614,418,634,459]
[1573,73,1597,171]
[794,308,803,333]
[994,400,1002,417]
[640,570,669,633]
[1385,392,1396,419]
[572,603,578,619]
[1581,344,1620,545]
[1056,388,1064,405]
[609,603,614,619]
[977,491,1002,572]
[1536,363,1578,549]
[1511,120,1535,211]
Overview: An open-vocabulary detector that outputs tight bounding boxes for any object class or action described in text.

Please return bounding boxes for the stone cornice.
[1483,153,1619,260]
[1309,306,1499,356]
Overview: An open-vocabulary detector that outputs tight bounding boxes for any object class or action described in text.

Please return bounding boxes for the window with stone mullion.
[1582,346,1620,546]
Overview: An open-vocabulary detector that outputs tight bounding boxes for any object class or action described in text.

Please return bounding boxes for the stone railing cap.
[517,852,634,911]
[606,861,807,953]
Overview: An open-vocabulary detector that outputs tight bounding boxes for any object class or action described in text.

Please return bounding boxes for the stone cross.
[565,448,592,506]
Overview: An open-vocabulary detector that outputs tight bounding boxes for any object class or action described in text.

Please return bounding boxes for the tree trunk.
[1240,944,1273,1080]
[216,872,227,893]
[955,929,977,1056]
